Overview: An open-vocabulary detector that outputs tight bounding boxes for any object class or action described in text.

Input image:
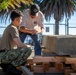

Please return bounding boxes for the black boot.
[6,64,22,75]
[0,63,11,72]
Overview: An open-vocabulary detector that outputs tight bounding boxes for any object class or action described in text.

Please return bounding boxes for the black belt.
[0,50,6,53]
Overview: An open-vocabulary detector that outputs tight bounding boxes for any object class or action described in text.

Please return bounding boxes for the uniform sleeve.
[10,27,19,39]
[20,11,27,28]
[38,11,44,27]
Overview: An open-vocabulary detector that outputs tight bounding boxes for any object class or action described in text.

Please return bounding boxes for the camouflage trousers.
[0,47,32,66]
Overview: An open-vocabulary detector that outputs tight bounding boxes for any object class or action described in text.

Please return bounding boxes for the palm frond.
[40,0,76,21]
[0,0,33,23]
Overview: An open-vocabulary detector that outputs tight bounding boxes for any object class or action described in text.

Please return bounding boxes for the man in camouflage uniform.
[0,10,32,75]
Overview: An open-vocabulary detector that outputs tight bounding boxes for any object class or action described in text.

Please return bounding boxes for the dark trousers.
[19,31,42,55]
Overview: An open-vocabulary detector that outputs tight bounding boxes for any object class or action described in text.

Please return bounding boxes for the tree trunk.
[55,20,59,35]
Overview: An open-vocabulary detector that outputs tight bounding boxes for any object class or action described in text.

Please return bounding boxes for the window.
[46,27,49,32]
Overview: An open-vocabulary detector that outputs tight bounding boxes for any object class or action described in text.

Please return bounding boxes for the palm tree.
[40,0,76,34]
[0,0,33,23]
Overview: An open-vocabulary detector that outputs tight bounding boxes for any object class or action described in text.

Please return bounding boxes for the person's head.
[10,9,23,26]
[30,4,40,18]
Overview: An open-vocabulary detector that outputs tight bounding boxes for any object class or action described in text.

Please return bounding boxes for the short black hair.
[10,9,23,21]
[30,4,40,16]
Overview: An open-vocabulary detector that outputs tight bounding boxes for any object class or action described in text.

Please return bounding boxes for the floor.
[0,68,5,75]
[34,73,64,75]
[0,69,64,75]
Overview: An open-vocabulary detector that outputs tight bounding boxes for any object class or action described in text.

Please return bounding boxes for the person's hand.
[34,25,42,33]
[30,30,38,35]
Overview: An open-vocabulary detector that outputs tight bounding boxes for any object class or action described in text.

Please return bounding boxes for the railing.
[0,22,76,44]
[43,23,68,35]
